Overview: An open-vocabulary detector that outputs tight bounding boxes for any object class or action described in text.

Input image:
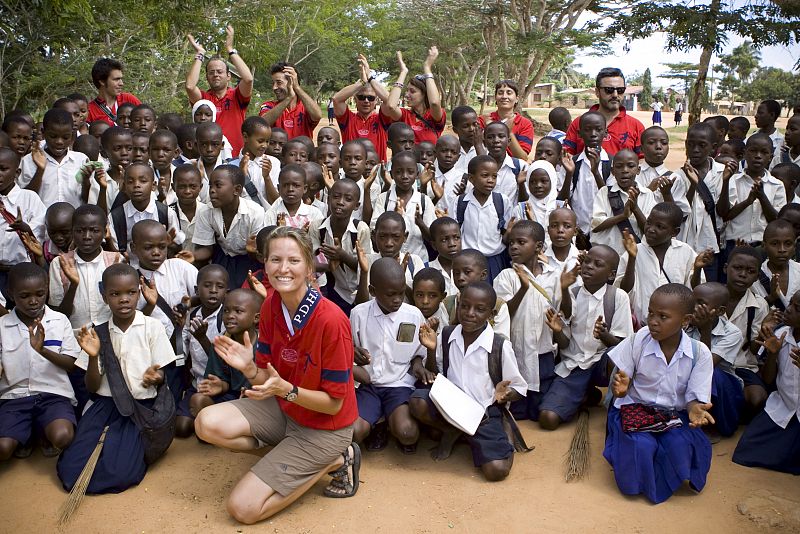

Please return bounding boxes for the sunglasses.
[600,86,626,95]
[356,94,376,102]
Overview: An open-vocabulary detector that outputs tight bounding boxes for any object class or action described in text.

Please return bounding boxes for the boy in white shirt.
[636,126,689,214]
[233,116,280,208]
[427,217,461,297]
[544,207,580,273]
[265,164,324,228]
[170,164,210,253]
[432,135,463,213]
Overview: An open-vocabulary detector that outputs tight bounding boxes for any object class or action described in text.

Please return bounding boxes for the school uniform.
[590,182,656,251]
[265,199,324,229]
[494,155,528,205]
[443,293,512,341]
[371,186,436,261]
[192,197,266,288]
[309,215,373,314]
[493,262,560,420]
[770,147,800,170]
[87,171,120,209]
[637,163,690,216]
[686,317,744,436]
[751,259,800,310]
[198,343,248,403]
[107,198,185,253]
[728,288,769,387]
[544,242,580,275]
[546,129,566,144]
[169,200,211,253]
[230,154,280,208]
[543,284,633,422]
[676,160,725,255]
[570,148,611,235]
[353,175,382,222]
[309,197,328,218]
[457,190,515,281]
[350,301,426,425]
[0,308,80,445]
[436,162,470,215]
[411,324,527,466]
[733,325,800,474]
[19,149,88,208]
[725,171,787,244]
[616,238,701,323]
[178,304,225,418]
[0,185,46,297]
[427,257,458,297]
[365,253,426,296]
[604,327,713,504]
[48,252,115,334]
[57,311,176,494]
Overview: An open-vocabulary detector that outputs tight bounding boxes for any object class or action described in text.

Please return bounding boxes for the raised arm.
[380,51,408,122]
[185,34,206,104]
[422,46,443,122]
[285,66,322,124]
[225,25,253,98]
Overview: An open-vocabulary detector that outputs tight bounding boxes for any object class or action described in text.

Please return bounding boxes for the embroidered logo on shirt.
[281,347,299,363]
[291,287,321,331]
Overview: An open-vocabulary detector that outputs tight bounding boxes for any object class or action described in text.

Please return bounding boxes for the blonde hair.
[265,226,314,272]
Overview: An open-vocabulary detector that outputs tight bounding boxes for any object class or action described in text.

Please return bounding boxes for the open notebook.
[429,374,486,436]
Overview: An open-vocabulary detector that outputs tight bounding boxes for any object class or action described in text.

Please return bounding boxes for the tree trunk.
[688,0,720,125]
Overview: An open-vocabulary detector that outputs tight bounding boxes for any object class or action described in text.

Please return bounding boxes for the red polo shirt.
[87,92,141,126]
[478,111,534,155]
[199,86,250,157]
[259,100,319,140]
[337,108,387,162]
[564,105,645,157]
[255,288,357,430]
[380,107,446,145]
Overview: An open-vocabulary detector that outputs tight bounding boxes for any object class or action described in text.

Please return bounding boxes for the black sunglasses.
[600,86,626,95]
[356,94,376,102]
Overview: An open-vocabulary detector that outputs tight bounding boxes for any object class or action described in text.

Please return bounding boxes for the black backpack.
[110,201,168,253]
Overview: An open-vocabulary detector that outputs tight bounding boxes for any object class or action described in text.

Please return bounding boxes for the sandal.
[41,444,62,458]
[399,442,417,455]
[365,421,389,451]
[323,442,361,498]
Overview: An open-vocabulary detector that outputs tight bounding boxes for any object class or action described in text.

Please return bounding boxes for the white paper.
[429,374,485,436]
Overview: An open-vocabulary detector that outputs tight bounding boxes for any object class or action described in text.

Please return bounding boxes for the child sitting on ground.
[752,219,800,310]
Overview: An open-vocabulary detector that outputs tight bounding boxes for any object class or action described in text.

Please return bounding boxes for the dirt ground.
[2,109,797,533]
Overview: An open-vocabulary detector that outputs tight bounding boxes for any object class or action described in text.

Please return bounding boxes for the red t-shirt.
[336,108,388,162]
[254,288,357,430]
[380,107,446,145]
[87,92,141,126]
[478,111,534,155]
[199,87,250,157]
[564,105,645,157]
[258,100,319,140]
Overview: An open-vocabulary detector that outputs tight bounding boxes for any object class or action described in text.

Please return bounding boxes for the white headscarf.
[192,99,217,123]
[525,160,559,228]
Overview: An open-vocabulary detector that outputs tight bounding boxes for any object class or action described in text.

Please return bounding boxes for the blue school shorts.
[0,393,76,444]
[357,384,414,426]
[540,353,609,422]
[735,368,770,390]
[412,388,513,466]
[177,386,240,419]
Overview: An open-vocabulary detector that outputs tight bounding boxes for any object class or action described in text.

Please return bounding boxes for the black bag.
[95,322,176,465]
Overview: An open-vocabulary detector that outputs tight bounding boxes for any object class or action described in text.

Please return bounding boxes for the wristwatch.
[228,49,238,56]
[284,384,299,402]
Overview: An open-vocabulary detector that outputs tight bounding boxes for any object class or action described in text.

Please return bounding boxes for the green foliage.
[640,68,652,109]
[740,67,800,108]
[714,41,761,102]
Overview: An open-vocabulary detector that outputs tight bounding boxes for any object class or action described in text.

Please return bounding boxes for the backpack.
[571,283,617,328]
[607,189,640,243]
[57,250,118,290]
[695,175,721,245]
[95,322,176,465]
[455,192,505,232]
[110,201,168,253]
[570,154,611,194]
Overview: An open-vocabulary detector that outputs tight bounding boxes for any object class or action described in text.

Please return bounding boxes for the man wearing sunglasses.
[564,67,645,158]
[332,54,390,162]
[259,61,322,141]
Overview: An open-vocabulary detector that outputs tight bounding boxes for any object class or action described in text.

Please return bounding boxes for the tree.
[640,68,652,109]
[714,40,761,104]
[608,1,800,125]
[740,67,800,110]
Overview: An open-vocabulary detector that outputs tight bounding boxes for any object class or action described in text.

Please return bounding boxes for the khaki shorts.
[233,397,353,496]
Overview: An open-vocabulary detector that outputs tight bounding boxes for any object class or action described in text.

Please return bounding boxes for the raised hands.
[418,322,437,350]
[77,326,101,357]
[544,308,564,334]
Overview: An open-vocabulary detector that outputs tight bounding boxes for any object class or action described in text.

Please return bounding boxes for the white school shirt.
[495,155,528,205]
[544,243,580,275]
[752,259,800,309]
[371,186,436,261]
[48,253,113,334]
[726,171,787,242]
[427,303,450,333]
[493,263,559,391]
[350,300,426,388]
[770,148,800,170]
[428,257,458,296]
[616,238,700,322]
[170,200,211,253]
[309,198,327,217]
[235,154,280,207]
[433,162,461,211]
[365,252,426,293]
[309,216,373,304]
[459,190,514,256]
[571,148,611,234]
[764,326,800,428]
[192,197,266,256]
[445,293,512,340]
[107,199,185,251]
[636,162,689,215]
[686,316,743,378]
[590,183,656,251]
[18,149,87,208]
[558,285,633,378]
[87,171,120,209]
[728,288,769,371]
[609,327,713,411]
[0,185,46,265]
[455,146,479,173]
[434,323,527,409]
[676,160,725,253]
[181,304,224,387]
[0,307,80,403]
[75,311,177,400]
[266,198,324,229]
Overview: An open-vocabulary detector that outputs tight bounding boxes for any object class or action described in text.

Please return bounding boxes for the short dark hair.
[729,116,750,131]
[91,58,124,88]
[461,280,496,304]
[387,121,414,140]
[760,99,781,118]
[779,202,800,218]
[42,108,72,130]
[727,245,762,266]
[74,203,108,227]
[429,216,459,240]
[548,107,571,130]
[198,264,230,285]
[764,218,797,240]
[176,123,198,147]
[451,105,477,127]
[391,149,417,167]
[703,115,729,132]
[455,249,489,271]
[214,164,246,187]
[270,61,294,75]
[173,163,202,183]
[2,114,33,133]
[652,283,695,314]
[196,121,223,140]
[8,262,48,291]
[467,154,496,175]
[595,67,624,87]
[485,121,510,135]
[536,136,562,155]
[100,126,131,150]
[413,267,446,293]
[102,262,138,288]
[579,111,605,130]
[772,162,800,184]
[720,139,745,158]
[650,202,684,229]
[66,92,88,104]
[508,220,545,242]
[157,112,183,133]
[375,210,406,233]
[131,103,156,118]
[242,115,270,135]
[52,97,76,110]
[279,163,306,184]
[0,146,19,166]
[73,134,100,161]
[293,136,316,159]
[746,132,772,149]
[256,225,277,257]
[150,129,177,147]
[641,125,668,143]
[495,79,519,96]
[687,121,718,144]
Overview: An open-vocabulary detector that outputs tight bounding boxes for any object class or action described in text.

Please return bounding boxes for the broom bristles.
[564,410,590,482]
[57,425,109,526]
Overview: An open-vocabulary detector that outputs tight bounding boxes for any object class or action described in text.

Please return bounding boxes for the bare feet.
[430,428,460,461]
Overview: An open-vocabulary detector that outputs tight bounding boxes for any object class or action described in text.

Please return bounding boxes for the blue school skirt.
[213,247,262,290]
[57,396,149,494]
[732,410,800,475]
[604,406,712,504]
[711,368,744,437]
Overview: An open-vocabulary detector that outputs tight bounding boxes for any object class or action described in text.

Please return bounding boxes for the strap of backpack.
[491,192,505,231]
[601,159,611,182]
[511,158,521,178]
[156,201,168,227]
[243,177,263,206]
[607,189,640,243]
[455,195,468,226]
[488,333,533,452]
[444,295,457,324]
[139,271,184,357]
[93,98,117,123]
[441,325,455,375]
[743,306,756,350]
[351,219,360,250]
[96,322,137,418]
[110,206,128,253]
[603,285,616,329]
[570,155,581,194]
[695,178,721,243]
[110,191,128,212]
[488,334,504,387]
[782,150,791,164]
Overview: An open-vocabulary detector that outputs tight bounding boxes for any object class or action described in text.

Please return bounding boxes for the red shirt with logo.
[259,100,319,140]
[199,86,250,157]
[254,288,357,430]
[337,108,388,162]
[478,111,535,155]
[87,92,141,126]
[380,107,446,145]
[564,105,645,157]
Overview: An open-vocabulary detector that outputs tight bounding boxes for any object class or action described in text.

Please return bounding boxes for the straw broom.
[564,410,589,482]
[57,425,109,526]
